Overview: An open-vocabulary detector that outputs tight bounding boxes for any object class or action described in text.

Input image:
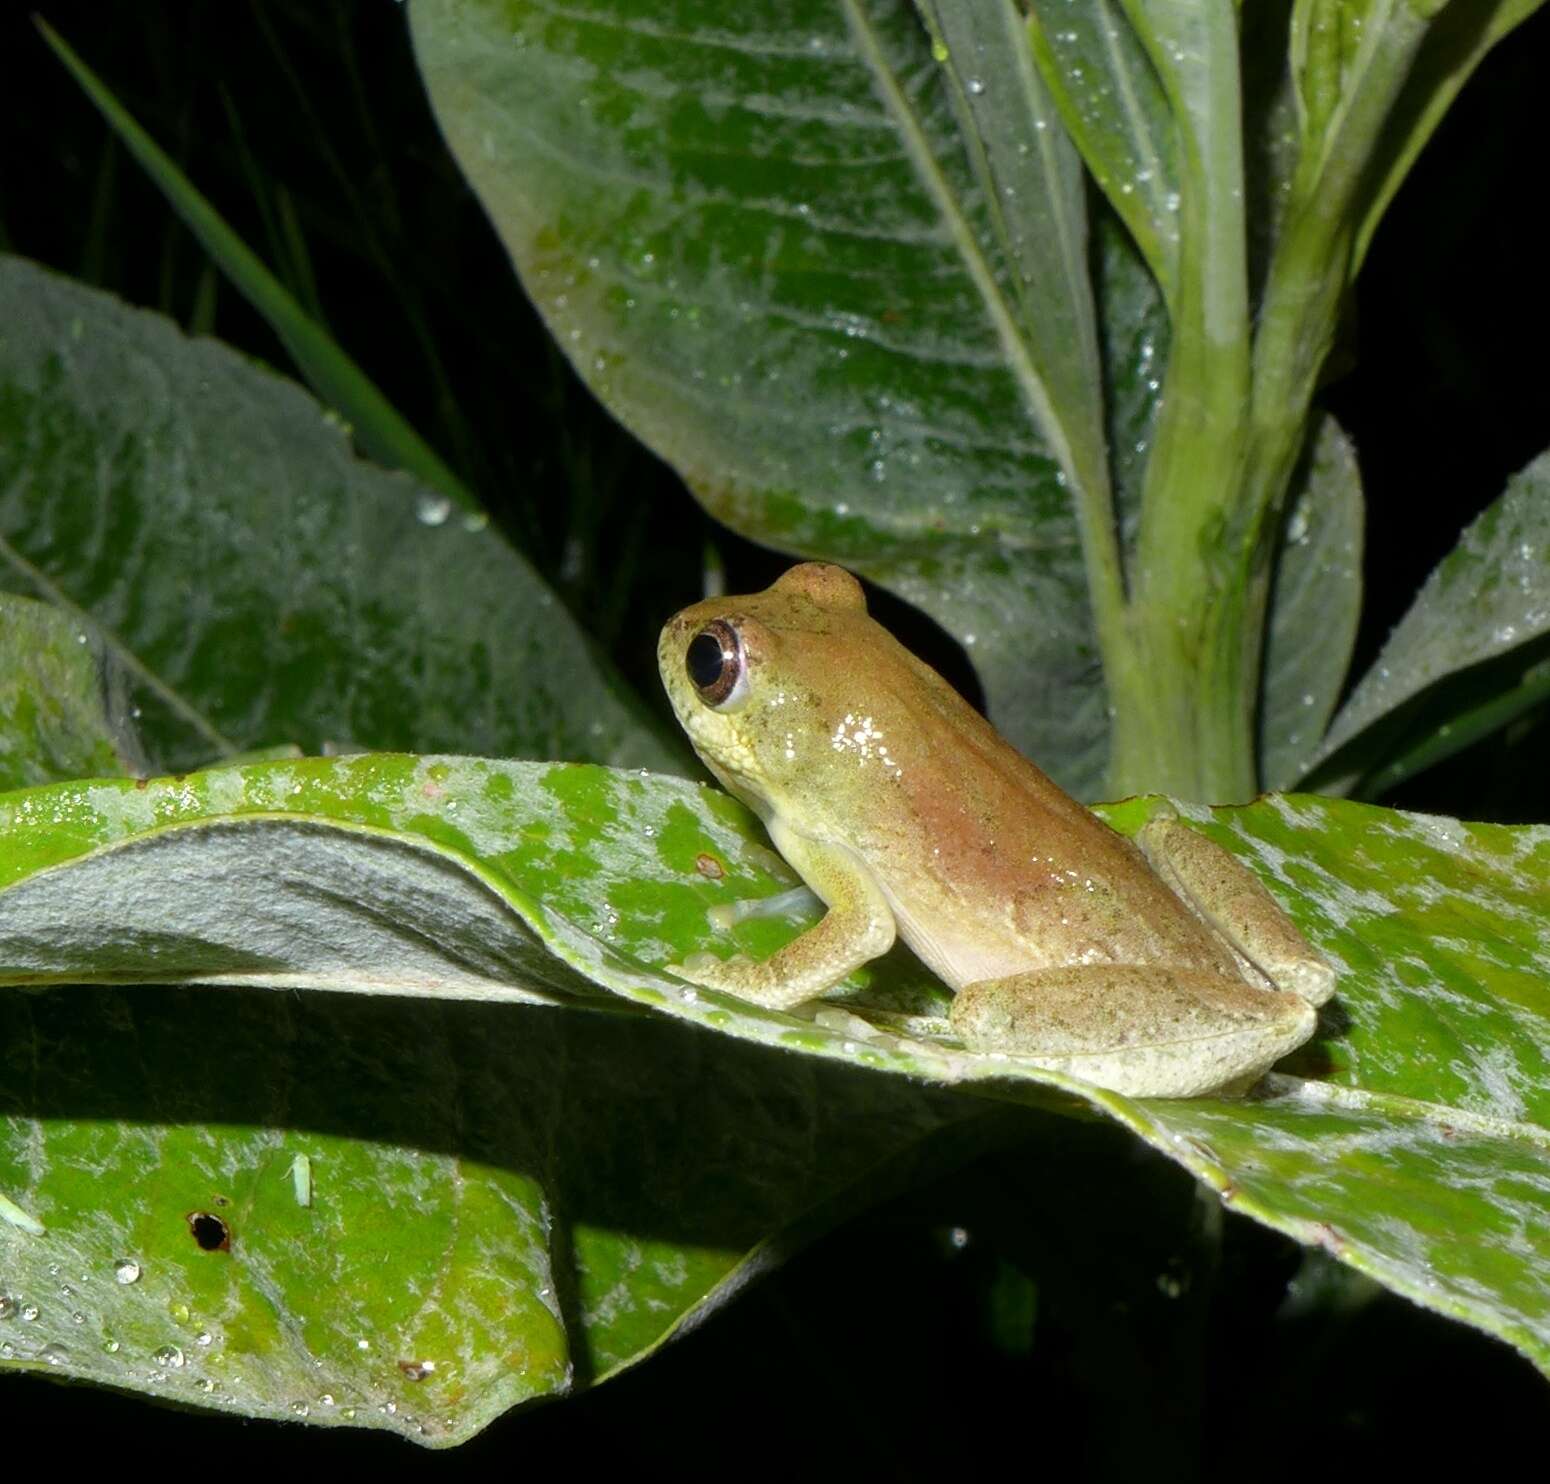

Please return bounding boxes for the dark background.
[2,2,1548,1473]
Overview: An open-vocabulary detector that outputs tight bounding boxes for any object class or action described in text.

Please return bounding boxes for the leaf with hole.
[2,754,1548,1429]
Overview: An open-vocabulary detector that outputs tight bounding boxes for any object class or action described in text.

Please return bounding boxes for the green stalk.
[1108,4,1431,803]
[1106,2,1254,803]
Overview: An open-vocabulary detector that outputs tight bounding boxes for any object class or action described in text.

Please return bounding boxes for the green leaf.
[410,0,1122,796]
[0,256,680,774]
[1310,448,1550,792]
[1259,414,1363,791]
[0,982,979,1444]
[37,19,482,517]
[1026,0,1181,302]
[3,756,1549,1387]
[1118,0,1247,358]
[1290,0,1548,273]
[911,2,1124,642]
[0,593,145,790]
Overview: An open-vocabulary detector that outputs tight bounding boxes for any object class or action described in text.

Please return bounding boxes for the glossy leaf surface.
[411,0,1117,794]
[2,755,1547,1430]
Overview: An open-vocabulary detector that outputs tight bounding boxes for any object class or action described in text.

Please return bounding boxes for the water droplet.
[19,1304,39,1322]
[966,77,985,95]
[461,510,489,534]
[931,39,949,63]
[0,1295,15,1320]
[415,493,452,527]
[39,1343,70,1366]
[154,1345,186,1369]
[291,1401,311,1417]
[114,1259,141,1286]
[168,1302,190,1325]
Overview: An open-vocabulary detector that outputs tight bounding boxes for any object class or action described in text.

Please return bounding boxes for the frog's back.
[813,627,1241,990]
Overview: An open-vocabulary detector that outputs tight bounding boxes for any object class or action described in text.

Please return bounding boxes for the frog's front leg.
[667,819,895,1011]
[1135,816,1336,1005]
[949,965,1317,1098]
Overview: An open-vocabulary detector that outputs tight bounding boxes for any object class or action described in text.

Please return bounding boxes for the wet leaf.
[0,592,144,790]
[411,0,1124,794]
[1311,448,1550,792]
[1260,415,1363,790]
[1,755,1547,1406]
[0,256,680,775]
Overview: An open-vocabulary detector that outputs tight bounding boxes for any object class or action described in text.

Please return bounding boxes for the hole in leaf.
[186,1212,231,1252]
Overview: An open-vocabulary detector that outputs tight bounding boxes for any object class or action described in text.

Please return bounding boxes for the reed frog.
[658,564,1334,1097]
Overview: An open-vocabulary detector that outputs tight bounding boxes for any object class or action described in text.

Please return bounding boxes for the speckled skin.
[659,564,1335,1097]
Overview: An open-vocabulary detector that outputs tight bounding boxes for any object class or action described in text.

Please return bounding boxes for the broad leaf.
[1,756,1548,1391]
[1260,414,1363,790]
[1311,448,1550,792]
[411,0,1125,796]
[0,981,980,1444]
[0,256,680,775]
[0,593,144,790]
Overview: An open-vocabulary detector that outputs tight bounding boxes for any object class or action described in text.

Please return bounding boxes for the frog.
[657,563,1336,1098]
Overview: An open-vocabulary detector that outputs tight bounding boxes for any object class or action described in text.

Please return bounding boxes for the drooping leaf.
[0,980,981,1444]
[1,755,1548,1388]
[1311,448,1550,792]
[39,19,481,517]
[1259,414,1363,790]
[0,592,145,790]
[0,256,681,774]
[410,0,1128,796]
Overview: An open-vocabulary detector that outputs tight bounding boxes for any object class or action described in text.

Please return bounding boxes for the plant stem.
[1105,5,1432,803]
[1105,1,1255,803]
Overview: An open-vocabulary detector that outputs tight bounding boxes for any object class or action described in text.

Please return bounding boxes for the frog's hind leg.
[1135,817,1336,1006]
[949,965,1316,1098]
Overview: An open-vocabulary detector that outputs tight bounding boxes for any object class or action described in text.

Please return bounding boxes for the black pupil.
[687,631,727,690]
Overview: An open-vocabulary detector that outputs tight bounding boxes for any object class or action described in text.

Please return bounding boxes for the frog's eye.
[686,619,749,710]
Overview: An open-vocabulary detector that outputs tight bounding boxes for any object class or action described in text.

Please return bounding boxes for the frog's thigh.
[1136,817,1335,1006]
[671,822,895,1011]
[950,965,1316,1098]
